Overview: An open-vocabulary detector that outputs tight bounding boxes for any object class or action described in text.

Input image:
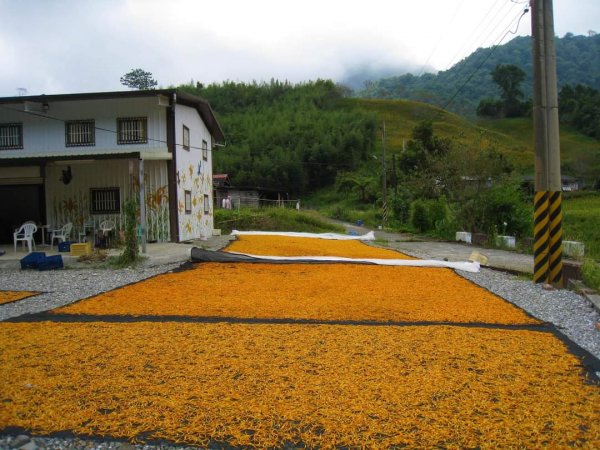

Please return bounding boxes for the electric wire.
[415,0,467,77]
[438,5,530,113]
[442,0,512,72]
[447,0,525,81]
[0,104,357,168]
[0,104,216,153]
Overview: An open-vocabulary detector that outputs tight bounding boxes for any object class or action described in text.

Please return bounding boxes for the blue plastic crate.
[38,255,63,271]
[20,252,47,270]
[58,241,72,252]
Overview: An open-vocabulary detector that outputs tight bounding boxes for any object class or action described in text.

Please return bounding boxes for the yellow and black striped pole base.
[548,191,563,287]
[533,191,549,283]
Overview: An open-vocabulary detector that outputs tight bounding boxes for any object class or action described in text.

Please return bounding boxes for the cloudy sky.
[1,0,598,96]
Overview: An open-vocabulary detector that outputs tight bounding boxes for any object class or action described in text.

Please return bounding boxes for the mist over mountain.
[339,62,431,91]
[350,33,600,117]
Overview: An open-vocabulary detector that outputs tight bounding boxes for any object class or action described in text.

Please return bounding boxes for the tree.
[559,83,600,139]
[120,69,158,90]
[478,64,529,118]
[337,173,377,203]
[493,64,525,103]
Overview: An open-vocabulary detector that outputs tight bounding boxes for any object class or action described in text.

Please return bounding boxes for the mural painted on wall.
[50,177,170,243]
[130,173,171,243]
[178,162,212,240]
[52,191,89,232]
[145,184,170,243]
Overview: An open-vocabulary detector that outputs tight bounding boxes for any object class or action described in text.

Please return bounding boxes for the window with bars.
[65,119,95,146]
[183,125,190,150]
[202,139,208,160]
[117,117,148,144]
[90,187,121,214]
[0,123,23,150]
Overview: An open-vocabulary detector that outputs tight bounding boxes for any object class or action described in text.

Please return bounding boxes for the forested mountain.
[178,80,376,195]
[356,33,600,117]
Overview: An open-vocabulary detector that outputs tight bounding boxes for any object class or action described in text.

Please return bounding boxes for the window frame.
[0,123,23,150]
[182,124,190,150]
[202,139,208,161]
[65,119,95,147]
[89,187,121,215]
[117,117,148,145]
[184,190,192,214]
[204,194,210,214]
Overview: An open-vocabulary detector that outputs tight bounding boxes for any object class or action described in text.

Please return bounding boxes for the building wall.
[0,97,169,157]
[174,103,213,241]
[45,159,170,242]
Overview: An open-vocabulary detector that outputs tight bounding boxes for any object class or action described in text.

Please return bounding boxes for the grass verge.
[215,207,344,234]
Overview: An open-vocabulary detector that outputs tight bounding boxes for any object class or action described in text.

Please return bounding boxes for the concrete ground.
[0,224,532,274]
[335,221,534,274]
[0,235,235,270]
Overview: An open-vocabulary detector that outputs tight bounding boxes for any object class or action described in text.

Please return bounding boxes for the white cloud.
[0,0,598,95]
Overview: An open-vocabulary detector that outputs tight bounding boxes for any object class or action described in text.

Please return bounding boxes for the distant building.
[212,175,290,209]
[521,175,581,193]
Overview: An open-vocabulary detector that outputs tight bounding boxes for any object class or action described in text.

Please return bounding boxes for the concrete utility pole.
[531,0,563,286]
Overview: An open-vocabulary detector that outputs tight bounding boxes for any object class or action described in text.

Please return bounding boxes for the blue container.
[38,255,63,271]
[356,219,364,226]
[58,241,72,252]
[20,252,47,270]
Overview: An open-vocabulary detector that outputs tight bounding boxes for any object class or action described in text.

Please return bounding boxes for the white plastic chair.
[99,219,115,247]
[13,221,38,253]
[50,222,73,250]
[78,220,95,243]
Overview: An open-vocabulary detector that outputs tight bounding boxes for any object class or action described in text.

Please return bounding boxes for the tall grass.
[563,193,600,260]
[215,207,344,234]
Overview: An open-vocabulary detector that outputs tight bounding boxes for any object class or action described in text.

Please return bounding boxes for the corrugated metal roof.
[0,147,170,160]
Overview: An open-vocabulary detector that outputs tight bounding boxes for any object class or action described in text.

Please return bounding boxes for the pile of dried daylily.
[0,234,598,448]
[226,235,414,259]
[55,263,539,325]
[0,290,37,306]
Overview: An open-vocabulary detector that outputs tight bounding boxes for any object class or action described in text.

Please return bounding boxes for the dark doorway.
[0,184,44,244]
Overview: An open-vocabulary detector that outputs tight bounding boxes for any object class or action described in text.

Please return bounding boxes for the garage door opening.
[0,184,44,244]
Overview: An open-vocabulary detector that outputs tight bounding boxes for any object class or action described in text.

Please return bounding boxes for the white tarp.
[231,230,376,241]
[226,252,481,273]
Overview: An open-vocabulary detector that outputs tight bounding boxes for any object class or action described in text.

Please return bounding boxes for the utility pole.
[381,121,388,227]
[531,0,563,286]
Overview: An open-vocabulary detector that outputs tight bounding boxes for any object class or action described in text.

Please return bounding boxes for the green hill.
[353,98,600,183]
[180,80,598,187]
[356,33,600,118]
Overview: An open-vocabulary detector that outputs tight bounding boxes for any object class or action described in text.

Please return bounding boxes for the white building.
[0,89,225,245]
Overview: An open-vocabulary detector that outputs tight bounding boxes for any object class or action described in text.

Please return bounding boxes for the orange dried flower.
[0,323,598,448]
[55,263,539,325]
[226,235,413,259]
[0,290,38,306]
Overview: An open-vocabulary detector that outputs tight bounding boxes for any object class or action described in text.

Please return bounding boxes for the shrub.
[469,181,532,237]
[411,200,431,232]
[112,197,141,268]
[390,188,413,224]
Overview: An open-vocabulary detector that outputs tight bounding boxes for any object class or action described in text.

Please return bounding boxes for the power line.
[0,104,219,153]
[446,0,524,80]
[442,0,512,72]
[415,0,468,77]
[0,104,359,169]
[438,5,530,113]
